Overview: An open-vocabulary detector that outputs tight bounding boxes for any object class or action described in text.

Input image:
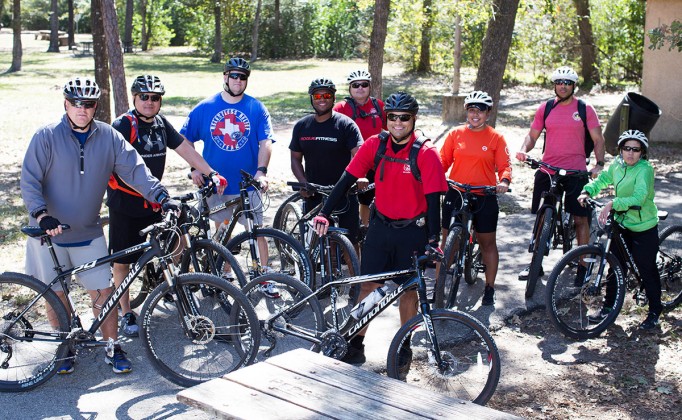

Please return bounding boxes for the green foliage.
[648,20,682,52]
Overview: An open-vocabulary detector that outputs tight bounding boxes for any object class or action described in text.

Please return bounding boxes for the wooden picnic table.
[177,348,519,419]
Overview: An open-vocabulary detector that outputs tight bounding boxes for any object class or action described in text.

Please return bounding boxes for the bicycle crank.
[319,331,348,360]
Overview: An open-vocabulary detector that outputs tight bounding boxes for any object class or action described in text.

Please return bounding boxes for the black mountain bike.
[0,214,259,391]
[546,198,682,339]
[522,157,590,298]
[240,245,501,405]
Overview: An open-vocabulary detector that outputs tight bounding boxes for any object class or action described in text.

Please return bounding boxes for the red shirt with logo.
[333,98,386,140]
[346,133,447,219]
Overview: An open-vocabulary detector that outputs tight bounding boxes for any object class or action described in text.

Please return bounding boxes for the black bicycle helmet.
[223,57,251,76]
[131,75,165,96]
[384,91,419,114]
[308,77,336,95]
[63,77,101,101]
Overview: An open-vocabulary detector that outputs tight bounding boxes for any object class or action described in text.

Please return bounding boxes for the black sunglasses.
[387,113,412,122]
[227,73,248,81]
[351,82,370,89]
[621,146,642,153]
[554,79,575,86]
[138,93,161,102]
[67,99,97,109]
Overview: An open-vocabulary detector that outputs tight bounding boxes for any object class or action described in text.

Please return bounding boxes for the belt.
[375,210,426,229]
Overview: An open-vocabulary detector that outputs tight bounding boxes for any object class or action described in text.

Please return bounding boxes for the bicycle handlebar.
[239,169,264,191]
[447,180,511,194]
[522,156,590,177]
[287,181,334,195]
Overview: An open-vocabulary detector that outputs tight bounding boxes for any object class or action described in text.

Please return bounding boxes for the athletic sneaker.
[482,285,495,306]
[342,344,366,364]
[587,307,612,323]
[639,312,660,330]
[120,312,139,337]
[518,265,544,280]
[57,352,75,374]
[258,282,280,299]
[397,344,413,380]
[105,345,132,374]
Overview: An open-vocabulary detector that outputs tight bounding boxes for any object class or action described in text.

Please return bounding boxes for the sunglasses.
[67,99,97,109]
[138,93,161,102]
[312,92,334,100]
[554,79,575,86]
[351,82,370,89]
[227,73,248,81]
[621,146,642,153]
[387,113,413,122]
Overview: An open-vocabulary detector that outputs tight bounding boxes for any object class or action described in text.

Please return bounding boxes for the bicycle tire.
[0,272,70,391]
[310,232,360,329]
[129,264,159,309]
[526,208,553,298]
[276,201,304,246]
[464,231,482,285]
[272,192,303,234]
[545,245,625,339]
[140,273,260,387]
[241,273,325,361]
[658,225,682,311]
[434,227,464,309]
[225,228,313,287]
[180,238,248,288]
[562,213,577,254]
[386,309,501,405]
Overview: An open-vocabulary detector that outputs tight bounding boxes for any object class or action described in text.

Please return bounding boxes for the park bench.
[177,348,519,419]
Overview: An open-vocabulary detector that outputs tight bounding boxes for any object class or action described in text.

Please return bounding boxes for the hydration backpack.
[373,131,427,182]
[541,98,594,158]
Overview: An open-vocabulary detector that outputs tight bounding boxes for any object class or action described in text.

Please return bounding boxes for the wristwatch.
[257,166,268,175]
[596,161,605,167]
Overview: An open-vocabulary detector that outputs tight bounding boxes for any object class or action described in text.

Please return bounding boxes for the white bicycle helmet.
[550,66,579,83]
[617,129,649,149]
[347,70,372,83]
[463,91,494,109]
[63,77,101,101]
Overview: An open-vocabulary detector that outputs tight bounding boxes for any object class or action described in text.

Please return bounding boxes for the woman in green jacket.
[578,129,661,330]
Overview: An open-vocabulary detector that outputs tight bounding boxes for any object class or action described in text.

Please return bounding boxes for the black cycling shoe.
[482,285,495,306]
[342,344,366,364]
[639,312,660,330]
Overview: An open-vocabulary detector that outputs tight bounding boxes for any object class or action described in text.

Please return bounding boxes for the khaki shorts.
[207,190,264,226]
[25,235,111,291]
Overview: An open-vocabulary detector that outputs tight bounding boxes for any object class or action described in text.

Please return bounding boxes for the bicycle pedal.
[475,264,486,273]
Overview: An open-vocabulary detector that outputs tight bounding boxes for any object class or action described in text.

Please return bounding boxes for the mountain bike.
[521,157,590,298]
[0,213,260,391]
[240,244,501,405]
[435,181,507,309]
[545,198,682,339]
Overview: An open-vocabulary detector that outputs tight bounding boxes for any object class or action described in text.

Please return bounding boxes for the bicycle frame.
[529,176,564,255]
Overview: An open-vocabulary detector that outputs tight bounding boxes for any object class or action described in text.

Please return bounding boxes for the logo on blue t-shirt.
[210,109,251,151]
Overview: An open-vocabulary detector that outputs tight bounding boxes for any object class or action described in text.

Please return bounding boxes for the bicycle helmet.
[347,70,372,83]
[131,75,165,96]
[617,129,649,149]
[308,78,336,95]
[63,77,101,101]
[550,66,579,83]
[223,57,251,76]
[384,91,419,114]
[463,91,494,110]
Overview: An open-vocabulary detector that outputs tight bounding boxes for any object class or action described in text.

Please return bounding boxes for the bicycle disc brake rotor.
[435,351,467,377]
[187,315,215,344]
[319,331,347,360]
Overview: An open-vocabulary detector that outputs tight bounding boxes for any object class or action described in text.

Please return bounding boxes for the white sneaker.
[258,282,280,299]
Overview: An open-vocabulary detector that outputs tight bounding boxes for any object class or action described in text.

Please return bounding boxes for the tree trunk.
[250,0,262,62]
[123,0,134,53]
[272,0,281,58]
[210,3,222,63]
[573,0,600,88]
[8,0,22,73]
[474,0,520,127]
[368,0,390,100]
[140,0,148,51]
[47,0,60,52]
[92,0,111,123]
[416,0,433,73]
[452,13,462,94]
[67,0,76,49]
[100,0,128,117]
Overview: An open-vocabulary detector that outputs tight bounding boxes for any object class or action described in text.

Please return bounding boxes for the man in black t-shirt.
[289,77,363,244]
[108,75,226,337]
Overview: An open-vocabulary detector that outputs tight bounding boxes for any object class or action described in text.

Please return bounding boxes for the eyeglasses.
[387,113,413,122]
[227,73,248,81]
[138,93,161,102]
[621,146,642,153]
[554,79,575,86]
[67,99,97,109]
[312,92,334,100]
[351,82,370,89]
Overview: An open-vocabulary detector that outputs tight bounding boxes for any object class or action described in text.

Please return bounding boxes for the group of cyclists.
[19,57,665,378]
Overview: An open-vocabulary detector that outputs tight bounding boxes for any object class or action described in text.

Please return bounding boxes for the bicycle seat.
[21,224,71,238]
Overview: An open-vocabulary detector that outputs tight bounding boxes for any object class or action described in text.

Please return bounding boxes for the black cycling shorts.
[108,209,162,264]
[531,170,590,217]
[441,189,499,234]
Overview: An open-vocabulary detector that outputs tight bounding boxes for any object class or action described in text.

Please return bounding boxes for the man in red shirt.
[313,92,447,367]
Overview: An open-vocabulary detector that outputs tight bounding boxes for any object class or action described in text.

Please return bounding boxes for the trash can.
[604,92,661,156]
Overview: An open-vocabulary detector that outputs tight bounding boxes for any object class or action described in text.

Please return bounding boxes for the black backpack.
[373,131,427,182]
[541,98,594,158]
[345,96,383,123]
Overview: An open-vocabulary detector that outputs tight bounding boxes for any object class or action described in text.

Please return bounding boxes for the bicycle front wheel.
[272,192,303,235]
[527,208,553,298]
[180,238,248,287]
[562,213,577,254]
[434,227,464,309]
[141,273,259,387]
[658,225,682,310]
[545,245,625,339]
[386,309,501,405]
[276,201,304,245]
[0,273,70,392]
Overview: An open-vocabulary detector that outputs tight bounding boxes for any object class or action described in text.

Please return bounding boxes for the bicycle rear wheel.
[545,246,625,339]
[272,192,303,234]
[276,201,304,245]
[464,231,482,285]
[241,273,325,361]
[180,238,248,287]
[526,208,553,298]
[434,227,463,309]
[0,273,70,392]
[658,225,682,310]
[386,309,500,405]
[141,273,259,387]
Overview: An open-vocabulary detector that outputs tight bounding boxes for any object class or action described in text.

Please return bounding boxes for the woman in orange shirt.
[439,91,512,305]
